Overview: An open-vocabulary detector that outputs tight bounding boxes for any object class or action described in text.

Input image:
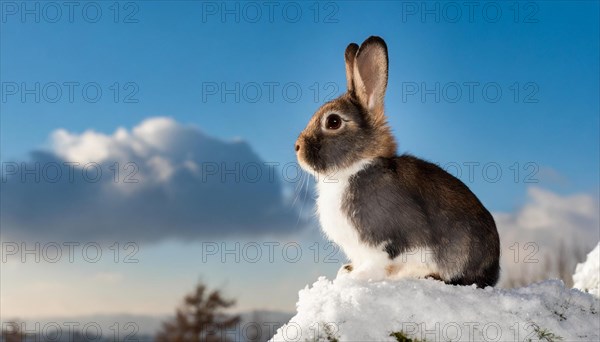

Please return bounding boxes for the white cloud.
[1,117,306,243]
[50,118,193,184]
[51,128,114,165]
[513,187,596,229]
[494,187,599,287]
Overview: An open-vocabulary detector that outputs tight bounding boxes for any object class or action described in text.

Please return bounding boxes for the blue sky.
[2,1,598,210]
[1,1,599,320]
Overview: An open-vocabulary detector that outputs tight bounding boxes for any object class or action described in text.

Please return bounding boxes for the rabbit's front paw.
[337,263,353,277]
[349,263,387,281]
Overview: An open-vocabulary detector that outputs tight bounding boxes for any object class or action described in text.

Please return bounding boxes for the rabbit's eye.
[325,114,343,130]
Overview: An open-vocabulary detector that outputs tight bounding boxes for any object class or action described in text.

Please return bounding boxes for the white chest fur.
[315,160,388,267]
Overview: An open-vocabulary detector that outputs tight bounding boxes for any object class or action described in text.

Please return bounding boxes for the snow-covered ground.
[573,243,600,297]
[272,271,599,341]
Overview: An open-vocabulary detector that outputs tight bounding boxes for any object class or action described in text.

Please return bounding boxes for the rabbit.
[295,36,500,287]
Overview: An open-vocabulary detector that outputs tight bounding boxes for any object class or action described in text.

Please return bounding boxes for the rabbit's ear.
[344,43,359,93]
[353,36,388,119]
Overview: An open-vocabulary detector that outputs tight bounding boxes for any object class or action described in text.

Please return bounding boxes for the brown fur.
[296,37,396,174]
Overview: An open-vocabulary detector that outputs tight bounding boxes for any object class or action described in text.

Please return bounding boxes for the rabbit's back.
[344,155,500,287]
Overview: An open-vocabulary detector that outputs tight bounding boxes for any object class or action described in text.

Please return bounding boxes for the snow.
[271,275,599,341]
[573,243,600,297]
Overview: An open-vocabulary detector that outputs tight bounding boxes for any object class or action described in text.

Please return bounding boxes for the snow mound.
[271,276,599,341]
[573,243,600,297]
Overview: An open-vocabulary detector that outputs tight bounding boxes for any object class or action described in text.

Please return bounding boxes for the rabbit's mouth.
[296,147,332,176]
[296,143,338,176]
[296,156,319,177]
[295,134,328,175]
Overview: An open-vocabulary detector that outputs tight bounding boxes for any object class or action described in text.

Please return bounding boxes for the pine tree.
[156,283,240,342]
[1,322,25,342]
